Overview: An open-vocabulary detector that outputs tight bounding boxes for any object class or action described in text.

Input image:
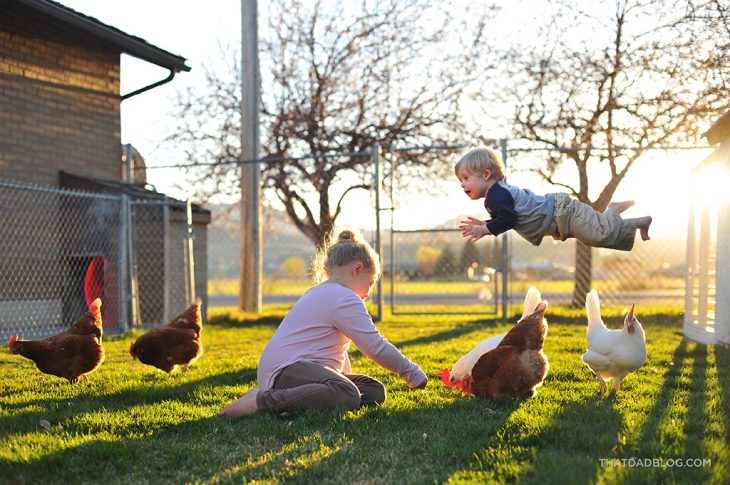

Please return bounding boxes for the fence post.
[500,138,509,322]
[119,194,129,330]
[373,142,383,322]
[240,0,262,313]
[163,196,171,323]
[127,198,140,326]
[185,199,197,305]
[389,152,396,317]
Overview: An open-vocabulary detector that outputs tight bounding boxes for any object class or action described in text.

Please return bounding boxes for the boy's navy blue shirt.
[485,183,518,236]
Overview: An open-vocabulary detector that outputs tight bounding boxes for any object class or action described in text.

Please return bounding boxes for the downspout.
[120,69,177,100]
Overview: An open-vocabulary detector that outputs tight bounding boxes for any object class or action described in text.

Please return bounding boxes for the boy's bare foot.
[218,388,260,417]
[608,200,635,213]
[637,216,652,241]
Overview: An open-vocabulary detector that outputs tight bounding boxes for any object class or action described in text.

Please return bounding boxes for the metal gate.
[388,228,507,316]
[128,199,197,326]
[373,141,510,319]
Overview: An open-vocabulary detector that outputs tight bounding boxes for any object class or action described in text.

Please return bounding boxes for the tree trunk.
[571,241,592,307]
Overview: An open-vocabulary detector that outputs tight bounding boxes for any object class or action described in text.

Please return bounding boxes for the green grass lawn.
[1,305,727,484]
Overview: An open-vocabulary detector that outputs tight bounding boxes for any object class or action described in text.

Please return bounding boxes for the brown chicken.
[465,301,549,400]
[129,300,203,373]
[8,298,105,383]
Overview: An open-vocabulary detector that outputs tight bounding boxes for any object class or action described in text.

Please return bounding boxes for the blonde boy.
[455,147,652,250]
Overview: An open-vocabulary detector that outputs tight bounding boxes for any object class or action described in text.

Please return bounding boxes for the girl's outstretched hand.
[460,217,491,242]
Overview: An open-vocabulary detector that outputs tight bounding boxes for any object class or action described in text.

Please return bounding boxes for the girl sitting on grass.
[218,230,428,417]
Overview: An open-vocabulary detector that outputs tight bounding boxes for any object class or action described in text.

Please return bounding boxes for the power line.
[141,142,713,170]
[142,149,371,170]
[509,144,712,152]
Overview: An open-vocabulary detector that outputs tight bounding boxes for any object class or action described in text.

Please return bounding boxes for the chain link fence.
[129,199,202,326]
[386,229,503,315]
[208,206,378,308]
[206,144,689,316]
[383,147,687,313]
[0,180,200,340]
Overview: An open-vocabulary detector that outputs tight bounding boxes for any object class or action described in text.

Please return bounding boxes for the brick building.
[0,0,210,335]
[0,0,193,185]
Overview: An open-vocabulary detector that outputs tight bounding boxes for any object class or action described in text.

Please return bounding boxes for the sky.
[55,0,718,236]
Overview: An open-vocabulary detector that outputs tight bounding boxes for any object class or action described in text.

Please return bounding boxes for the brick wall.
[0,4,121,186]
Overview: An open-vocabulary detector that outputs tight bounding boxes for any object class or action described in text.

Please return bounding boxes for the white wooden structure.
[684,112,730,346]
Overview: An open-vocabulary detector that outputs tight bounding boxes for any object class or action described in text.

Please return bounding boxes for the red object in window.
[84,256,104,309]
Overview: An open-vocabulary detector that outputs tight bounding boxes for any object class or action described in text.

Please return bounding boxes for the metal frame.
[376,140,510,320]
[388,228,501,316]
[127,197,195,327]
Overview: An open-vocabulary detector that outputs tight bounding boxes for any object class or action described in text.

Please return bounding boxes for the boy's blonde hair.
[311,230,381,283]
[454,147,505,181]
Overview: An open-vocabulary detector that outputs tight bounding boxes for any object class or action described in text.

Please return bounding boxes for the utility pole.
[239,0,262,312]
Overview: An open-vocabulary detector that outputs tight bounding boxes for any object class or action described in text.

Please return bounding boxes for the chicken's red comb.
[437,368,463,389]
[437,368,471,395]
[8,335,18,346]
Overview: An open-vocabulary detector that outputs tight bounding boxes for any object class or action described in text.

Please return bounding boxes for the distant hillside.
[206,206,686,279]
[206,204,315,278]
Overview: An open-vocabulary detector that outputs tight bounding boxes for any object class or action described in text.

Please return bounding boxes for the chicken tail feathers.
[501,301,548,350]
[89,298,102,316]
[521,286,542,320]
[168,301,203,332]
[586,290,602,326]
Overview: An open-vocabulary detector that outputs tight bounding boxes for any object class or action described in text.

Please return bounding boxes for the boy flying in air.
[456,147,652,250]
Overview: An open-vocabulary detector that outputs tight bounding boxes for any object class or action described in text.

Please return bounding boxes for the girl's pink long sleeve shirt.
[257,281,426,390]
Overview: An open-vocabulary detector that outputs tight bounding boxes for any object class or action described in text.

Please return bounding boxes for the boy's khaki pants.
[548,193,638,251]
[257,361,386,412]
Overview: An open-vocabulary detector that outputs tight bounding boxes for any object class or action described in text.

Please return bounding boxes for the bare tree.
[491,0,729,305]
[169,0,496,248]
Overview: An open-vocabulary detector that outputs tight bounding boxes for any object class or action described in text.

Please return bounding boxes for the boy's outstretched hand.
[460,217,492,242]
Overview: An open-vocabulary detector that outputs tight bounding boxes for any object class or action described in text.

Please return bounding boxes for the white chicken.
[441,286,542,387]
[582,289,647,392]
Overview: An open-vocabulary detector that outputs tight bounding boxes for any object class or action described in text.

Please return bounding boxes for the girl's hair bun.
[337,230,355,242]
[310,229,380,283]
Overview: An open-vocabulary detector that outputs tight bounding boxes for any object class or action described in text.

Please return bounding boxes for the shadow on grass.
[715,344,730,427]
[199,396,523,484]
[3,415,229,483]
[447,383,624,484]
[4,392,522,484]
[512,392,624,484]
[618,339,715,482]
[461,338,708,483]
[207,313,285,328]
[0,367,257,439]
[384,318,505,349]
